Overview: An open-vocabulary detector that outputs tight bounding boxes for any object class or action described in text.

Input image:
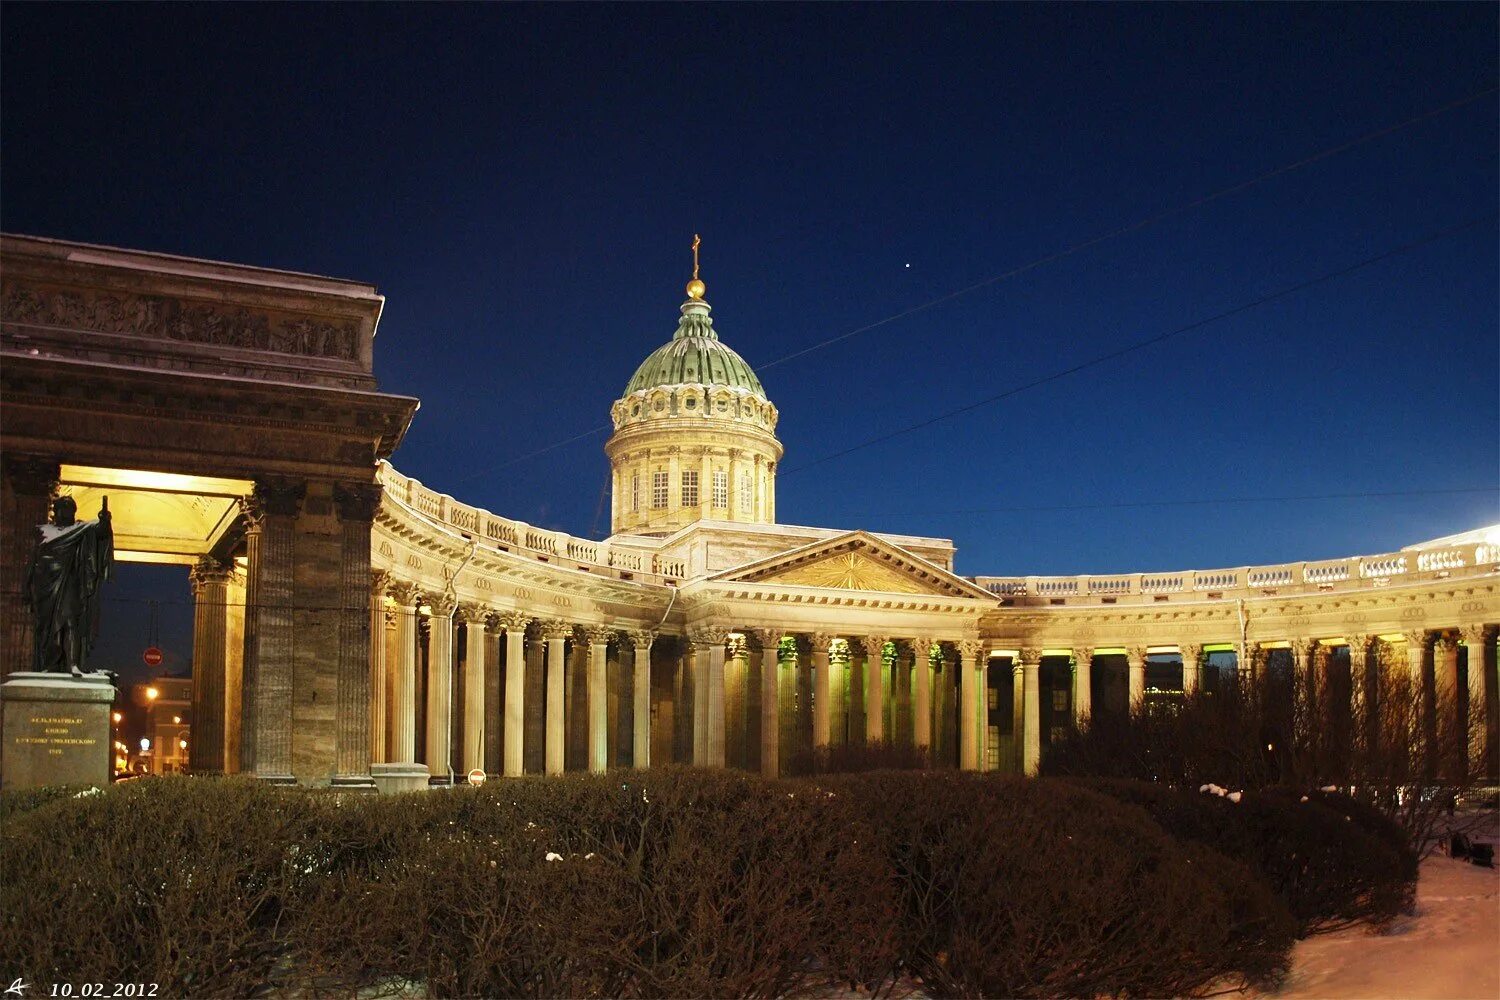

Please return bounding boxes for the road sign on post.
[467,768,486,786]
[142,647,163,667]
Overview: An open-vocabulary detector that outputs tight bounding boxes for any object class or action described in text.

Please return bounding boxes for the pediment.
[711,531,994,600]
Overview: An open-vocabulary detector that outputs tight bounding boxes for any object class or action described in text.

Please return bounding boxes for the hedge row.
[1,768,1408,998]
[1066,778,1417,933]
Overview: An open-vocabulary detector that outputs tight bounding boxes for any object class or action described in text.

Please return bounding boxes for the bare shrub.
[814,771,1295,998]
[0,776,321,998]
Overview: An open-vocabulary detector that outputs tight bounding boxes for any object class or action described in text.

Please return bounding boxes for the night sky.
[3,5,1496,682]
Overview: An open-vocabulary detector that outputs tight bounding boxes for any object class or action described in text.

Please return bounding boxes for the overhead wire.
[447,84,1498,485]
[780,214,1493,476]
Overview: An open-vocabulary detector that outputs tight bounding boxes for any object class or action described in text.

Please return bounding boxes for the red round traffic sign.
[467,768,487,786]
[142,646,163,667]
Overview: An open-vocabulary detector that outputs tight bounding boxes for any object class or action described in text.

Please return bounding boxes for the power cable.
[448,85,1497,484]
[828,487,1499,520]
[781,214,1493,476]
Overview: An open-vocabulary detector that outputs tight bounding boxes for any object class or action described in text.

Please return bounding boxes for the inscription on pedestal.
[1,673,115,791]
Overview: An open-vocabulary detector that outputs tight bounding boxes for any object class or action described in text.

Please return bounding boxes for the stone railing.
[376,462,687,583]
[974,541,1497,607]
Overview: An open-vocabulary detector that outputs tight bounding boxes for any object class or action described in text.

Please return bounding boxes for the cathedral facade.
[0,233,1494,788]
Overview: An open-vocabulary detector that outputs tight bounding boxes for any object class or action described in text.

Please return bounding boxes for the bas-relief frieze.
[2,280,361,363]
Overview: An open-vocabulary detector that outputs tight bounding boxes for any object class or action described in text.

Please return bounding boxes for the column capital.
[687,625,730,649]
[454,602,489,625]
[907,637,933,659]
[427,594,457,619]
[1433,634,1458,655]
[1402,628,1430,650]
[332,482,383,523]
[861,634,891,657]
[2,454,60,497]
[583,626,614,648]
[1345,633,1373,654]
[388,580,421,608]
[1460,623,1494,646]
[250,476,307,519]
[371,569,392,598]
[627,629,657,650]
[541,620,573,642]
[747,627,782,651]
[808,631,836,653]
[497,611,532,633]
[1072,646,1094,667]
[1288,637,1315,658]
[190,555,232,590]
[1016,646,1042,666]
[1125,645,1148,665]
[1178,642,1202,664]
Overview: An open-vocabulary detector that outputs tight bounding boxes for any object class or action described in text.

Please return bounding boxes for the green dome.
[623,298,766,399]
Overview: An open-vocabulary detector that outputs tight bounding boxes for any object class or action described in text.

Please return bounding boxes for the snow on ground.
[1255,855,1500,1000]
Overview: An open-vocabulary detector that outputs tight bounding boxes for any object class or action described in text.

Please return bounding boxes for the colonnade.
[361,574,1497,785]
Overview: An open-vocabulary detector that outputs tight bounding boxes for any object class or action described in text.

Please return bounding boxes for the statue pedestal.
[1,672,116,792]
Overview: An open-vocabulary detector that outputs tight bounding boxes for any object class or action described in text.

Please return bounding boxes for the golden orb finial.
[686,233,706,299]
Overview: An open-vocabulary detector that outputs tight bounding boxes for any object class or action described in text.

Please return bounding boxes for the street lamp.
[112,711,122,724]
[146,687,158,701]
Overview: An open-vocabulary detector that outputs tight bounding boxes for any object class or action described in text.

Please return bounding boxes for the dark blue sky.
[4,4,1496,605]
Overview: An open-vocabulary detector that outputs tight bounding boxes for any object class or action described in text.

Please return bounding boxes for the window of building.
[1052,689,1069,711]
[712,469,727,508]
[740,471,752,512]
[651,471,668,509]
[681,470,699,507]
[631,473,640,513]
[987,686,998,710]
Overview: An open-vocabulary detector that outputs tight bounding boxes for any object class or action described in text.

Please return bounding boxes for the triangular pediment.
[711,531,994,600]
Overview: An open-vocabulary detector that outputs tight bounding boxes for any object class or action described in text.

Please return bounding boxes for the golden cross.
[691,234,701,280]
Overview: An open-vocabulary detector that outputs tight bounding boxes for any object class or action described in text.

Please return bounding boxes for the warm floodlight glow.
[179,739,188,750]
[139,738,150,752]
[172,716,181,724]
[146,687,159,700]
[112,712,122,723]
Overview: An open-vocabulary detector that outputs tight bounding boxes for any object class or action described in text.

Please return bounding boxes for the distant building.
[133,674,191,775]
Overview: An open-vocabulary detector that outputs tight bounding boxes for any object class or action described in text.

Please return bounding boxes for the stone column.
[727,450,742,524]
[911,638,932,751]
[752,629,781,777]
[543,621,569,775]
[1460,624,1494,777]
[1011,659,1024,772]
[1403,630,1428,686]
[1178,643,1201,699]
[1125,646,1147,709]
[1433,634,1461,756]
[1346,633,1371,723]
[1290,637,1315,715]
[424,596,456,782]
[457,605,488,776]
[333,483,380,787]
[387,583,420,764]
[483,619,503,774]
[1,455,59,682]
[725,634,748,767]
[247,478,305,783]
[1018,646,1042,776]
[499,613,530,777]
[369,572,391,764]
[894,647,912,745]
[956,639,981,771]
[810,632,833,748]
[585,627,611,773]
[689,627,728,766]
[864,635,889,743]
[1071,647,1093,724]
[630,630,655,768]
[189,557,232,774]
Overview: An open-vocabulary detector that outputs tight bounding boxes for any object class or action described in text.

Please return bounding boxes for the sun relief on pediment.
[754,551,935,594]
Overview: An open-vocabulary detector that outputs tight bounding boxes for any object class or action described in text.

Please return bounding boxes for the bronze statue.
[24,495,113,675]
